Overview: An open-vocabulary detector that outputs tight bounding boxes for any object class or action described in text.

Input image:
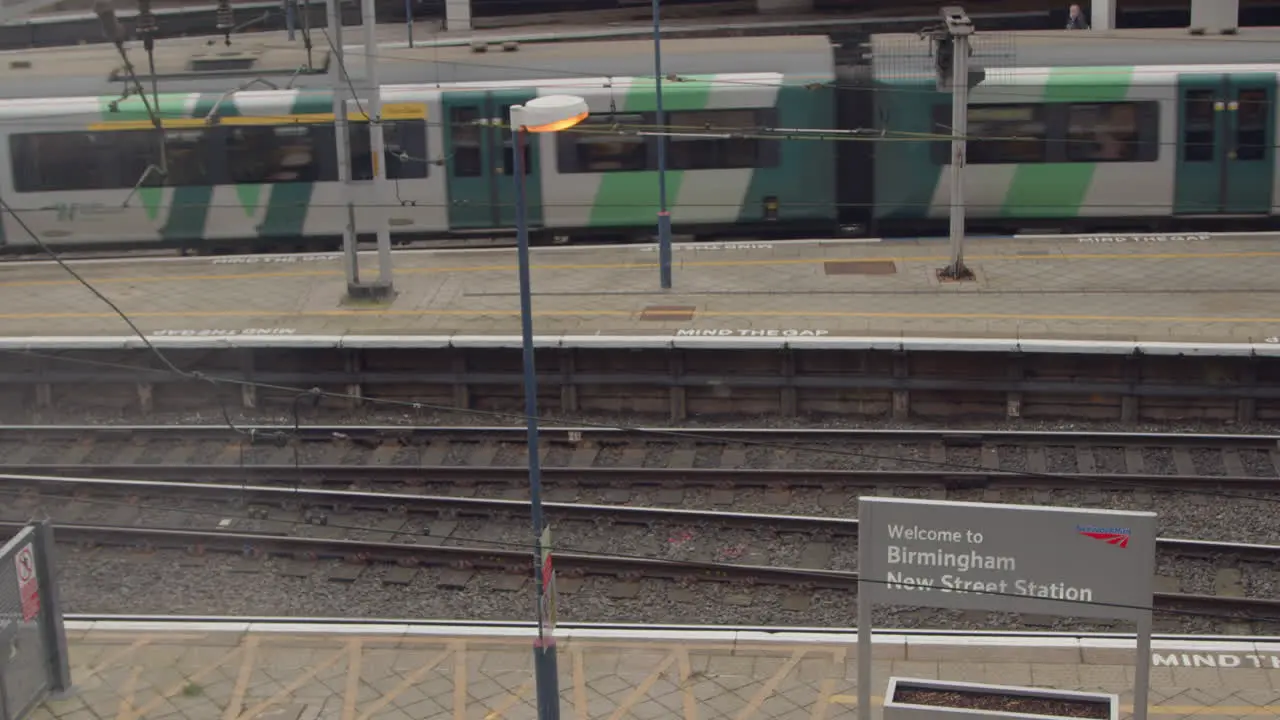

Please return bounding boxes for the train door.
[441,89,544,231]
[1174,73,1274,215]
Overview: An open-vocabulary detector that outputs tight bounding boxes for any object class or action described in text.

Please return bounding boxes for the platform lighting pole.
[940,6,974,279]
[652,0,673,289]
[510,95,591,720]
[363,0,395,295]
[326,0,360,290]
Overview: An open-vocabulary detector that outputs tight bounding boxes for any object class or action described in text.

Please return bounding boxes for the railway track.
[6,474,1280,629]
[4,426,1280,481]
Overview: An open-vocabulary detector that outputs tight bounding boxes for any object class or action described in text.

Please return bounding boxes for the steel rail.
[5,473,1280,562]
[6,520,1277,619]
[10,464,1280,491]
[2,425,1278,446]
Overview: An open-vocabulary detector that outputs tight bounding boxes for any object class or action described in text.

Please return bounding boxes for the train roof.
[868,26,1280,74]
[0,31,835,100]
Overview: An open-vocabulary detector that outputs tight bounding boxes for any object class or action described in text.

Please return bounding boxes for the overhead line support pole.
[363,0,395,297]
[940,6,974,280]
[653,0,673,289]
[327,0,359,290]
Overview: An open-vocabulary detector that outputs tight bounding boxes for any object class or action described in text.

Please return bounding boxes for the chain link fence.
[0,522,71,720]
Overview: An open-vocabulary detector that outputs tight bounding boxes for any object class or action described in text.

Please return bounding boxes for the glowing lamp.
[511,95,590,133]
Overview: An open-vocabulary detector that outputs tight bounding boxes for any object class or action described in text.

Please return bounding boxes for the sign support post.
[856,498,1155,720]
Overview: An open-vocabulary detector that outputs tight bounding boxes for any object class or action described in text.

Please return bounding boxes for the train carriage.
[867,30,1280,235]
[0,29,1277,251]
[0,37,837,249]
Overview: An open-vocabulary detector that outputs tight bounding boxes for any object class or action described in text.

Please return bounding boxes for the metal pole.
[405,0,414,47]
[856,501,872,720]
[652,0,673,289]
[285,0,296,40]
[945,32,969,276]
[327,0,358,287]
[34,519,71,695]
[513,123,562,720]
[1134,612,1152,720]
[363,0,394,291]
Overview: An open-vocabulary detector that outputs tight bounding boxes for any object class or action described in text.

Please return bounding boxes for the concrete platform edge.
[8,334,1280,357]
[62,619,1278,655]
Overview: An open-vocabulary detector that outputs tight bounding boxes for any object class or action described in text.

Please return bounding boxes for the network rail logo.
[1076,525,1131,548]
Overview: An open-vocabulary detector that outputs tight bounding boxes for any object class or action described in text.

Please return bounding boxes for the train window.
[1182,90,1216,163]
[11,131,161,192]
[163,129,214,186]
[1065,103,1156,163]
[558,115,648,173]
[226,125,333,184]
[1235,88,1269,162]
[449,106,483,178]
[349,120,429,180]
[965,104,1048,164]
[385,120,428,179]
[667,109,777,170]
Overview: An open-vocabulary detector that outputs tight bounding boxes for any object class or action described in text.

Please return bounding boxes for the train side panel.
[928,66,1174,223]
[0,94,205,247]
[540,72,837,236]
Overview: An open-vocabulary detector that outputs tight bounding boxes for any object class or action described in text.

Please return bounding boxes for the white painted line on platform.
[6,228,1277,271]
[4,334,1280,357]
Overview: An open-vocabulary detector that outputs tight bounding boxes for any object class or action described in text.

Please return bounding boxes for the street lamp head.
[511,95,590,133]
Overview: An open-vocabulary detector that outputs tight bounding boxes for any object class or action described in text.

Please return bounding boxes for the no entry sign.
[14,544,39,622]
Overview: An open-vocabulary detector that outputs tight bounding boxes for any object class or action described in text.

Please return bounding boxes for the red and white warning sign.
[15,544,39,622]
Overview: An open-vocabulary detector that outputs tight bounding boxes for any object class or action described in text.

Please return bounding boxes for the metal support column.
[939,7,974,280]
[363,0,394,297]
[653,0,673,289]
[34,519,71,695]
[513,127,562,720]
[1091,0,1115,30]
[327,0,359,288]
[945,33,969,276]
[405,0,414,46]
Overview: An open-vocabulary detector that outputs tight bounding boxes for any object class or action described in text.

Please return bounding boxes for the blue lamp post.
[509,94,590,720]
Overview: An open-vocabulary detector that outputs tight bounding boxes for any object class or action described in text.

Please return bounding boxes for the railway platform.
[40,620,1280,720]
[1,232,1279,350]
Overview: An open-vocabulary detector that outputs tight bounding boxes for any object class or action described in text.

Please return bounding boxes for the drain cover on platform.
[824,260,897,275]
[639,305,697,321]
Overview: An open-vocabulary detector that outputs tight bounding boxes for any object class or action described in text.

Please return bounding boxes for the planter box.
[884,678,1119,720]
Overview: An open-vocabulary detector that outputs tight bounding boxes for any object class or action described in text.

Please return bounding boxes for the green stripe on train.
[587,77,718,227]
[1001,67,1135,218]
[258,93,324,239]
[101,93,194,230]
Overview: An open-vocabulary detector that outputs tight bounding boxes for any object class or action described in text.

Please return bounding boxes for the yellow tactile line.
[0,249,1278,290]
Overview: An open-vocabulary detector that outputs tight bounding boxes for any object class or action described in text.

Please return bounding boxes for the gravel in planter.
[893,687,1110,719]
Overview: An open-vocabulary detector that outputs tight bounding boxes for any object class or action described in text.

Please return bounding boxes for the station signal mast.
[929,6,985,281]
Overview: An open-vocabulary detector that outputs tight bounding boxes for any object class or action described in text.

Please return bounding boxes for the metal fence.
[0,522,70,720]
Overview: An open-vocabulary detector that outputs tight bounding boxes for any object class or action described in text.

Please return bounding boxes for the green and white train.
[0,27,1274,250]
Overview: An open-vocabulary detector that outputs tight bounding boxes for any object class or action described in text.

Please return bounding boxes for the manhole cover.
[639,305,696,321]
[824,260,897,276]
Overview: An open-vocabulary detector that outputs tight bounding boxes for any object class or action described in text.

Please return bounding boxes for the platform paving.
[3,234,1280,345]
[34,623,1280,720]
